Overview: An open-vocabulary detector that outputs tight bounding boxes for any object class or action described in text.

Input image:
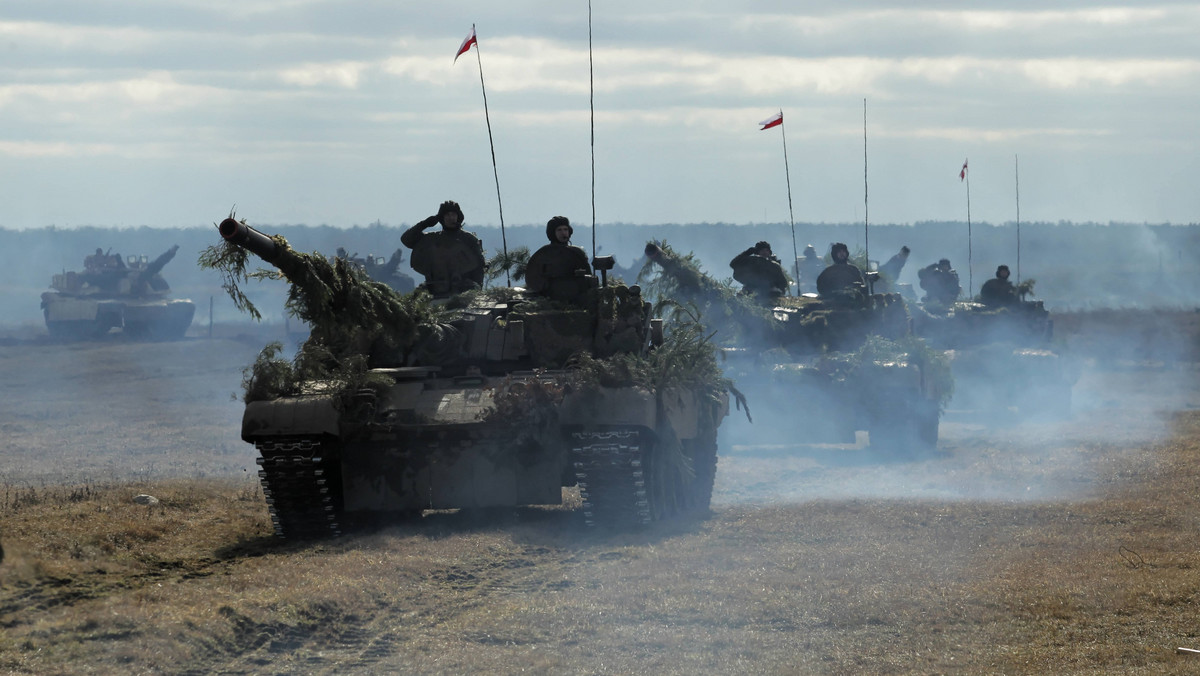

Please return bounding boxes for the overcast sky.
[2,1,1198,230]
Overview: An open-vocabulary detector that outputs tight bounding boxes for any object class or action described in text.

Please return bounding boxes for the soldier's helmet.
[437,200,465,227]
[546,216,572,242]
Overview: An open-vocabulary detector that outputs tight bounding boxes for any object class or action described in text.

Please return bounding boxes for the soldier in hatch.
[795,244,825,295]
[525,216,592,300]
[979,264,1017,307]
[917,258,961,305]
[816,242,867,304]
[730,241,790,299]
[401,200,486,296]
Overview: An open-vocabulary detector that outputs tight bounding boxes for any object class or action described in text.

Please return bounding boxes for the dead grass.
[4,415,1200,674]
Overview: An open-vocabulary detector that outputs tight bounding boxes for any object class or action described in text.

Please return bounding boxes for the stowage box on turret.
[41,245,196,340]
[211,218,729,538]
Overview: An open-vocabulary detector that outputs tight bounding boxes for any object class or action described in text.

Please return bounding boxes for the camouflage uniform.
[730,242,789,299]
[980,265,1017,307]
[402,201,486,296]
[526,216,592,301]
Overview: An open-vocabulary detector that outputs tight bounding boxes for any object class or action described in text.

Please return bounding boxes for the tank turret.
[642,240,947,453]
[137,245,180,286]
[41,244,195,340]
[206,217,731,538]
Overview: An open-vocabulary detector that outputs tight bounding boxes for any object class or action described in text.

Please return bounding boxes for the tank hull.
[42,292,195,340]
[244,370,727,536]
[914,301,1077,419]
[718,352,942,453]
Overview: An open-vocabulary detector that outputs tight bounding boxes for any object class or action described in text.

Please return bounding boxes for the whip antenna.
[1015,154,1021,283]
[863,98,870,290]
[589,1,596,261]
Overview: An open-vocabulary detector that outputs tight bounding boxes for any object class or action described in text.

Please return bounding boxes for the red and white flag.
[454,26,477,63]
[759,112,783,130]
[959,159,968,181]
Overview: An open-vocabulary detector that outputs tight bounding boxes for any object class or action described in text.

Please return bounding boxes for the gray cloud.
[0,2,1197,228]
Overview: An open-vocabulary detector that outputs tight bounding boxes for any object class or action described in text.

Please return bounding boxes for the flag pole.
[469,24,510,285]
[863,98,870,290]
[1014,154,1021,284]
[778,110,799,295]
[588,1,596,262]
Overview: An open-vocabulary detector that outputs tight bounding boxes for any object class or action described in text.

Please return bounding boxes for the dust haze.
[1,219,1198,504]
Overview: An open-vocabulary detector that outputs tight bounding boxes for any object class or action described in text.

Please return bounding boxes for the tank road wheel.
[679,429,718,515]
[645,434,683,522]
[255,435,344,539]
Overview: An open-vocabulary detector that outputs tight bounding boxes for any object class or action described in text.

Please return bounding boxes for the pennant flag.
[959,159,968,181]
[454,26,477,63]
[759,112,783,130]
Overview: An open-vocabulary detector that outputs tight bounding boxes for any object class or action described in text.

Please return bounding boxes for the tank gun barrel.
[644,242,724,298]
[138,244,180,283]
[219,218,283,266]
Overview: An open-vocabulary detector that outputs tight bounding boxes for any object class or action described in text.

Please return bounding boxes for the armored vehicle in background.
[643,243,948,453]
[209,218,729,538]
[335,247,416,294]
[41,245,195,340]
[913,297,1077,419]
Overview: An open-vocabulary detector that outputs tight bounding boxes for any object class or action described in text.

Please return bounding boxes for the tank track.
[255,436,343,539]
[571,428,650,528]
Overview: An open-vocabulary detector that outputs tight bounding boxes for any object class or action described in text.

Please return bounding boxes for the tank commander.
[918,258,961,305]
[979,264,1017,307]
[525,216,593,300]
[815,242,867,303]
[730,240,789,299]
[401,200,486,296]
[795,244,825,294]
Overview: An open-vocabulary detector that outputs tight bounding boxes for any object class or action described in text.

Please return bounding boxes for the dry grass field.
[2,311,1200,675]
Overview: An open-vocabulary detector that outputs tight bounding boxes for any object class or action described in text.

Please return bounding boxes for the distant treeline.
[2,220,1199,326]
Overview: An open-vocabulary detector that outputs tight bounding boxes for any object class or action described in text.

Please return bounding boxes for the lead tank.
[209,218,730,538]
[642,242,949,453]
[41,245,196,340]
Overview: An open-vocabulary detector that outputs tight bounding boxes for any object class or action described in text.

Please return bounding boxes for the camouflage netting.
[239,341,396,409]
[485,246,530,284]
[638,240,781,345]
[200,226,445,402]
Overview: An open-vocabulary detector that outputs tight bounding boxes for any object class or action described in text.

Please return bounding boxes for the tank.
[912,298,1078,419]
[208,218,730,538]
[40,245,196,340]
[335,247,417,294]
[642,242,949,453]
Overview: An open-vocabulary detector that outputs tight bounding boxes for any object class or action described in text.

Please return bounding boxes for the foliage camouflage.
[202,226,736,422]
